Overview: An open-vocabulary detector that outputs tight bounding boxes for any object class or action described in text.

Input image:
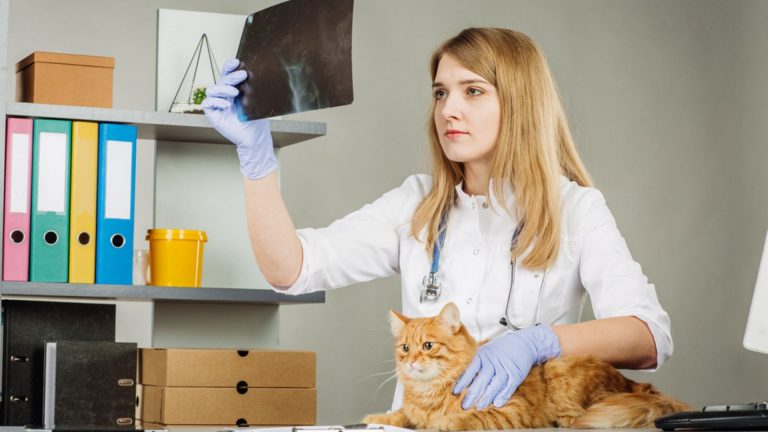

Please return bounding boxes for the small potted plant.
[170,85,208,114]
[192,86,207,106]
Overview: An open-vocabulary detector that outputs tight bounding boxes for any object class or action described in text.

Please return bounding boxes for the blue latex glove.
[453,325,561,410]
[202,58,277,180]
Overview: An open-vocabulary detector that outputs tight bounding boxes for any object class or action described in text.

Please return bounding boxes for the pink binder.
[3,117,34,281]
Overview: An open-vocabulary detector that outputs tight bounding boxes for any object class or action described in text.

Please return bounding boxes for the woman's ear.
[389,310,410,336]
[439,302,462,333]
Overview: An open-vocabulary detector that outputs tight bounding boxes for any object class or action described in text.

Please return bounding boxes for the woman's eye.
[467,87,483,96]
[422,342,434,351]
[402,344,409,353]
[433,89,447,100]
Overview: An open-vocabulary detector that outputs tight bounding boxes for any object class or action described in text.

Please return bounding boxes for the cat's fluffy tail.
[571,384,692,428]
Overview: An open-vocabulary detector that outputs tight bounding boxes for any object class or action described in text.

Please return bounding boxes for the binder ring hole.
[136,395,140,407]
[78,232,91,245]
[237,350,249,357]
[111,234,125,248]
[44,230,58,245]
[10,230,24,244]
[236,419,249,427]
[236,381,249,394]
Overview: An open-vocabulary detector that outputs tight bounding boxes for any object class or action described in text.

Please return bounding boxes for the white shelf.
[0,281,324,305]
[5,102,326,147]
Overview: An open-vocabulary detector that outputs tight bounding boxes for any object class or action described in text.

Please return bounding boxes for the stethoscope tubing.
[421,209,547,329]
[500,261,547,330]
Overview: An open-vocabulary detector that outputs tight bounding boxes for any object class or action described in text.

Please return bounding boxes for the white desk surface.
[0,428,661,432]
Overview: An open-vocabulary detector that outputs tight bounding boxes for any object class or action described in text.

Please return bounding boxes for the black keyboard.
[655,402,768,430]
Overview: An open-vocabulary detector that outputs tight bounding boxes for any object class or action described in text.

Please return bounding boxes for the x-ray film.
[235,0,354,120]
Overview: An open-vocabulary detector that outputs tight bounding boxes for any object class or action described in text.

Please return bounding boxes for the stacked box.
[15,51,115,108]
[138,348,316,428]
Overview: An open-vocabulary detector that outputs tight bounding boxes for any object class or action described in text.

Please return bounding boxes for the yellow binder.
[68,121,98,283]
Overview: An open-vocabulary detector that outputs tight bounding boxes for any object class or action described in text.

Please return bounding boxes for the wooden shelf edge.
[0,281,325,305]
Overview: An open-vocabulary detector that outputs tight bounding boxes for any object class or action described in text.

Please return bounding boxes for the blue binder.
[95,123,137,285]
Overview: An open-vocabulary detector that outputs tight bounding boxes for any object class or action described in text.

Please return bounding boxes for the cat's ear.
[439,302,462,333]
[389,310,410,336]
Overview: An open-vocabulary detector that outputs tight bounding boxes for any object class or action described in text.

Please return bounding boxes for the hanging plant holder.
[169,33,219,113]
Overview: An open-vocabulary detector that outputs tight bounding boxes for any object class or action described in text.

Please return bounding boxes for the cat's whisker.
[355,368,397,384]
[367,371,399,403]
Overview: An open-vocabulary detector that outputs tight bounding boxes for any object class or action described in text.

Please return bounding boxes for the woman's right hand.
[202,58,277,180]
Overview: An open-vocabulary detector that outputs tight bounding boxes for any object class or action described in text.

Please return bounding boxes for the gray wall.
[7,0,768,425]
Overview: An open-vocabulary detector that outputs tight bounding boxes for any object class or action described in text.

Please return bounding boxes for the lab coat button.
[467,298,472,304]
[473,249,480,255]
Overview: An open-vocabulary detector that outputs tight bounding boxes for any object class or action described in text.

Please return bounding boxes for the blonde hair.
[410,28,592,270]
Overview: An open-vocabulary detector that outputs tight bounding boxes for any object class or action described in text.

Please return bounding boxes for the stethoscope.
[420,210,548,330]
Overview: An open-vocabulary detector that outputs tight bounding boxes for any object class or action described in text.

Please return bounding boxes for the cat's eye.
[422,342,434,351]
[401,344,409,353]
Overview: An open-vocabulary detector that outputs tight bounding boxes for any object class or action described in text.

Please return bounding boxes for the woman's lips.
[445,129,469,138]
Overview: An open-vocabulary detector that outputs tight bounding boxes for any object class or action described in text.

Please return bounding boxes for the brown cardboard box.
[15,51,115,107]
[142,386,316,426]
[140,348,316,388]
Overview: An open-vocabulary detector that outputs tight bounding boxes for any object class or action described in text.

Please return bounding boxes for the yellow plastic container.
[146,229,208,287]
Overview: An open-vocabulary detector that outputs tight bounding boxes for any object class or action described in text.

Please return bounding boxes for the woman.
[203,27,672,412]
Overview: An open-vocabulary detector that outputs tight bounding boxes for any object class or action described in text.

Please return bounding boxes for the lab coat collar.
[454,176,570,212]
[454,178,515,212]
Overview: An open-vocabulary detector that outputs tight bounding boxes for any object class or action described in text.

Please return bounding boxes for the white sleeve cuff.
[635,315,673,372]
[268,232,314,295]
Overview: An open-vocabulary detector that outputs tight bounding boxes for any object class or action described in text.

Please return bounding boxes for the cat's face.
[389,303,476,384]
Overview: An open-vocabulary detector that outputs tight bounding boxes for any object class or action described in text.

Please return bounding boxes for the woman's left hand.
[453,324,561,409]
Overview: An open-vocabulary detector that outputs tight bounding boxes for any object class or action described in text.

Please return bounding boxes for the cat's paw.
[430,416,462,431]
[363,413,398,426]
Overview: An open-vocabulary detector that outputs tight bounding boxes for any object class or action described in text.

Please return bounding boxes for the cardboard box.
[16,51,115,107]
[140,348,316,388]
[141,386,316,426]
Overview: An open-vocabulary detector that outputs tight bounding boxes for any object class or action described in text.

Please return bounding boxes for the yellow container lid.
[146,228,208,242]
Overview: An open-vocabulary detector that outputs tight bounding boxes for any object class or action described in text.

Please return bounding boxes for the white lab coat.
[272,174,673,409]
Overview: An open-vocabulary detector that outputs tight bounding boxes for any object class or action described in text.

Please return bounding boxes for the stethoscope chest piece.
[421,272,442,302]
[417,210,548,329]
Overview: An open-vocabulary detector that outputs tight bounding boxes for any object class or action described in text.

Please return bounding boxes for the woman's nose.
[439,94,462,120]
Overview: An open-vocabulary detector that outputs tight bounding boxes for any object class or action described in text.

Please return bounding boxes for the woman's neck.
[462,163,490,196]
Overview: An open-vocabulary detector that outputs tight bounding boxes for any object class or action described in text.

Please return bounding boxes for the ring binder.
[29,118,72,282]
[3,117,33,281]
[95,123,137,285]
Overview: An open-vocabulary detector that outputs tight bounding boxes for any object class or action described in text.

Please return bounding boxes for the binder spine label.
[9,133,30,213]
[104,140,132,219]
[37,132,67,213]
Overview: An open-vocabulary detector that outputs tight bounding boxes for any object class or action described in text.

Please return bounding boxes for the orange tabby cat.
[363,303,690,430]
